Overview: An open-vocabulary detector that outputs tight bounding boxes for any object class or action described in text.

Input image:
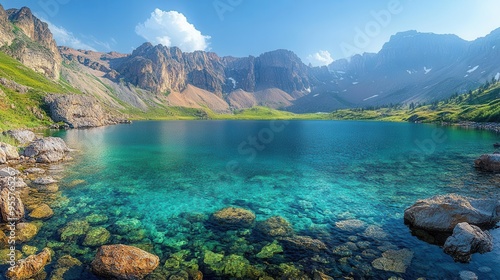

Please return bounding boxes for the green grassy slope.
[330,82,500,123]
[0,51,82,130]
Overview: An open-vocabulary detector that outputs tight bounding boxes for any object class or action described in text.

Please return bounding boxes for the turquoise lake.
[35,121,500,279]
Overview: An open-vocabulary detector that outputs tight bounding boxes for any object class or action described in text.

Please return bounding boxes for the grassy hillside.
[330,82,500,123]
[0,51,82,130]
[214,106,327,120]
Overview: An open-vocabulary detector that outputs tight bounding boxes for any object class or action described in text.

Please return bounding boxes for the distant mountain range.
[1,4,500,116]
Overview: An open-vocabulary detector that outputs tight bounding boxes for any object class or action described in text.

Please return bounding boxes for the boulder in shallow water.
[16,222,40,243]
[29,204,54,219]
[372,248,413,273]
[474,154,500,172]
[83,227,111,247]
[6,247,51,279]
[91,244,159,280]
[281,235,327,252]
[0,187,25,222]
[443,222,493,263]
[404,194,500,232]
[210,207,256,229]
[0,142,18,162]
[256,216,294,237]
[59,220,89,242]
[23,137,70,163]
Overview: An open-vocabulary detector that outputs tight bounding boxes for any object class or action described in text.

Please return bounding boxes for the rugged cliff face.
[0,5,61,80]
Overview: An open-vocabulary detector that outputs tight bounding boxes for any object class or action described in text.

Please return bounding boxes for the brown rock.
[281,235,327,252]
[474,154,500,172]
[0,188,25,222]
[29,204,53,219]
[16,222,40,243]
[256,216,294,237]
[210,207,255,229]
[91,244,159,280]
[6,247,51,280]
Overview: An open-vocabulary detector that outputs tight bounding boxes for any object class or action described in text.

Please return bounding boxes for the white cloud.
[44,19,95,51]
[135,9,211,52]
[307,50,334,67]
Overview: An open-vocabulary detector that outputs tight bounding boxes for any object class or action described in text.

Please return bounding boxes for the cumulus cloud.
[135,9,211,52]
[44,19,95,51]
[307,50,334,67]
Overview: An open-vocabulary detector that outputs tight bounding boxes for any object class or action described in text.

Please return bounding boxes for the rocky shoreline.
[441,121,500,134]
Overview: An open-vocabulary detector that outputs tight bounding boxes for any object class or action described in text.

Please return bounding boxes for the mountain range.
[1,4,499,121]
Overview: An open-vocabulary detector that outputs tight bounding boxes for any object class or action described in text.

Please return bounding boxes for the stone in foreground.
[443,222,493,263]
[404,194,500,232]
[372,248,414,273]
[6,247,51,279]
[91,244,159,280]
[474,154,500,172]
[23,137,70,163]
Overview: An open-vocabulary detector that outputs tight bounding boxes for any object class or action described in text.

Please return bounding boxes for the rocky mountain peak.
[1,5,61,80]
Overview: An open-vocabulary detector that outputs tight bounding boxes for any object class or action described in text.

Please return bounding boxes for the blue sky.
[3,0,500,66]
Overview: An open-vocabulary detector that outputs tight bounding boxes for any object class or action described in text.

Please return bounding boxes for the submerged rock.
[85,214,109,225]
[335,219,366,232]
[474,154,500,172]
[59,220,89,242]
[256,216,294,237]
[6,247,51,280]
[4,129,36,145]
[0,187,25,222]
[256,241,284,259]
[16,222,40,243]
[91,244,159,280]
[281,235,327,252]
[459,270,478,280]
[443,222,493,263]
[363,225,388,239]
[372,248,413,273]
[29,204,54,219]
[404,194,500,232]
[22,245,38,255]
[23,137,70,163]
[83,227,111,247]
[49,255,83,280]
[210,207,256,229]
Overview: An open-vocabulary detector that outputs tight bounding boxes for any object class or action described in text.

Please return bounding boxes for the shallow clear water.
[21,121,500,278]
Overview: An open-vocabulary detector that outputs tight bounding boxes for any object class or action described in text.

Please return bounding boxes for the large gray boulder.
[44,94,120,128]
[4,129,36,145]
[23,137,70,163]
[404,194,500,232]
[443,222,493,263]
[474,154,500,172]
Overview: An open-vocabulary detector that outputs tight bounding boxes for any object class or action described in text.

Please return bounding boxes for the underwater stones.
[0,249,22,264]
[24,168,45,175]
[332,245,353,257]
[313,271,334,280]
[459,270,478,280]
[362,225,387,239]
[0,187,25,222]
[281,235,327,252]
[23,137,70,163]
[29,204,54,219]
[115,218,142,234]
[256,216,294,237]
[6,247,51,280]
[91,244,160,280]
[66,179,85,188]
[32,176,58,185]
[210,207,256,229]
[404,194,500,232]
[83,227,111,247]
[16,222,40,243]
[474,154,500,172]
[371,248,413,273]
[21,245,38,255]
[256,241,284,259]
[335,219,366,232]
[49,255,83,280]
[203,250,224,271]
[59,220,89,242]
[443,222,493,263]
[85,213,108,225]
[0,231,8,248]
[278,263,310,280]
